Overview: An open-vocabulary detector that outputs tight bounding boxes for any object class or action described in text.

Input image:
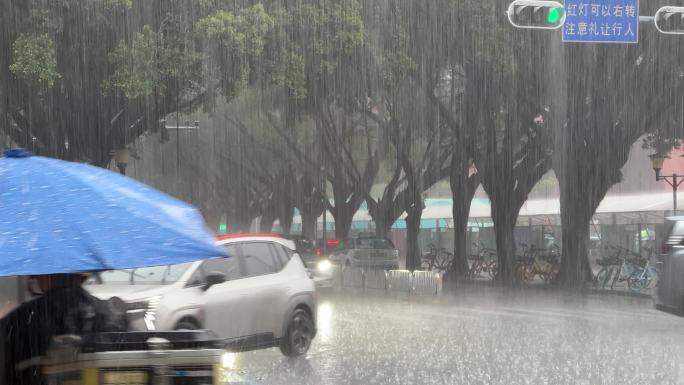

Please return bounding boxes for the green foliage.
[103,26,158,98]
[458,1,515,74]
[642,132,681,156]
[197,4,273,56]
[198,11,245,51]
[272,51,307,99]
[9,33,60,90]
[382,32,416,91]
[26,9,62,35]
[103,26,202,99]
[239,4,274,55]
[197,4,273,99]
[300,0,364,72]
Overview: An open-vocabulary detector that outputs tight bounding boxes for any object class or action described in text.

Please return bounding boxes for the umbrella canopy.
[0,149,226,277]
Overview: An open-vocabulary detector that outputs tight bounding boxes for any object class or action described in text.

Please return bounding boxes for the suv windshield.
[90,263,193,285]
[356,237,394,250]
[293,238,315,255]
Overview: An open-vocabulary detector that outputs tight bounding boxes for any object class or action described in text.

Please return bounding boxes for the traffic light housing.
[655,6,684,35]
[507,0,565,30]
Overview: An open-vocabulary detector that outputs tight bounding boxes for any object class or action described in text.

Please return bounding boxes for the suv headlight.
[126,295,162,331]
[317,259,332,272]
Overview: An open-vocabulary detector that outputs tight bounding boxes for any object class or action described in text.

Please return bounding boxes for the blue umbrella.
[0,149,226,277]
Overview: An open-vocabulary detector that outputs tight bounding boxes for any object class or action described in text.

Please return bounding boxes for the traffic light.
[655,6,684,35]
[218,224,227,232]
[507,0,565,30]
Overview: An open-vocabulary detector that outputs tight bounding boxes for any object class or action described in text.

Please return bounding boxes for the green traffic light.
[218,224,227,231]
[547,7,562,23]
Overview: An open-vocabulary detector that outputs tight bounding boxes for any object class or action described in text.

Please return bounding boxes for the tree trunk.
[278,205,294,235]
[447,151,478,280]
[331,204,354,239]
[258,215,276,233]
[293,174,324,240]
[405,204,424,271]
[490,200,521,283]
[556,199,594,286]
[368,200,398,238]
[449,200,473,279]
[374,216,391,237]
[555,122,614,286]
[300,209,318,240]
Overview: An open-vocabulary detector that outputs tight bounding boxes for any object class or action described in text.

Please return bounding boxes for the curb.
[587,288,653,299]
[441,279,654,299]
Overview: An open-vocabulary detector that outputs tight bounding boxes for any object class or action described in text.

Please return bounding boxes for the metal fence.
[333,267,442,295]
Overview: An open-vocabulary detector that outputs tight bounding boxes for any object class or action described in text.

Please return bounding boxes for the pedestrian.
[1,273,126,384]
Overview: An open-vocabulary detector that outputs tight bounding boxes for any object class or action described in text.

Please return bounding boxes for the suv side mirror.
[203,272,226,291]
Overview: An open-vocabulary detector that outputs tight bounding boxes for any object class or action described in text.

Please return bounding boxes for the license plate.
[102,371,148,385]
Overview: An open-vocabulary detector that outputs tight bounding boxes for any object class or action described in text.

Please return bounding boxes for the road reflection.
[317,301,333,344]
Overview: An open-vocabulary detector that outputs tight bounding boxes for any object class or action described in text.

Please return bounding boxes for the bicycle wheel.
[487,261,498,279]
[515,264,529,282]
[595,268,610,289]
[628,269,648,291]
[539,269,553,282]
[469,261,483,278]
[609,266,622,290]
[434,253,451,272]
[421,254,436,271]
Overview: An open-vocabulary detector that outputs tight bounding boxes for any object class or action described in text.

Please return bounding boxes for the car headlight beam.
[317,259,332,272]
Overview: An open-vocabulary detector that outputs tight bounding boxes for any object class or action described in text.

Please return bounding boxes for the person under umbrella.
[0,149,226,384]
[1,273,127,384]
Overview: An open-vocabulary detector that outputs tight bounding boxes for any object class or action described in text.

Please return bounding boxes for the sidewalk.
[443,276,655,299]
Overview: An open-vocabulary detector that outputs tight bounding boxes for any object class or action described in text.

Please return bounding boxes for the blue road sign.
[562,0,639,43]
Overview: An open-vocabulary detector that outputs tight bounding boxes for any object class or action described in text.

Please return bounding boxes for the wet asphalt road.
[223,286,684,385]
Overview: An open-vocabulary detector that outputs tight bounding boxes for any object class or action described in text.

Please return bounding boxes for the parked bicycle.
[595,245,657,291]
[595,245,623,289]
[627,258,658,291]
[514,243,560,282]
[421,244,454,272]
[468,242,497,279]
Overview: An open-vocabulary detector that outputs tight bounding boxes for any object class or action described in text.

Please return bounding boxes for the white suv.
[86,234,317,357]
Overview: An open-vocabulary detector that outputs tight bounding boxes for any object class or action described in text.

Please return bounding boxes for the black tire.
[175,319,200,331]
[279,308,315,357]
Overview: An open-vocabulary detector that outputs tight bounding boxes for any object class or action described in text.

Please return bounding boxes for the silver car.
[86,235,317,357]
[328,236,400,269]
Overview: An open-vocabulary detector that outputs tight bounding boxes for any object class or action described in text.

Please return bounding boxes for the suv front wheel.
[279,308,315,357]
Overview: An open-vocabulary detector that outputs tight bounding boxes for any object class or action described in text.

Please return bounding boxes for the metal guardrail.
[412,270,443,295]
[333,267,442,295]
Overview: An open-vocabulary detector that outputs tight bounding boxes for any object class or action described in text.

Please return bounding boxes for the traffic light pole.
[508,1,684,34]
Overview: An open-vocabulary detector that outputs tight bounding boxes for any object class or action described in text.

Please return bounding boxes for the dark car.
[315,238,342,257]
[287,236,335,285]
[288,235,316,262]
[656,218,684,316]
